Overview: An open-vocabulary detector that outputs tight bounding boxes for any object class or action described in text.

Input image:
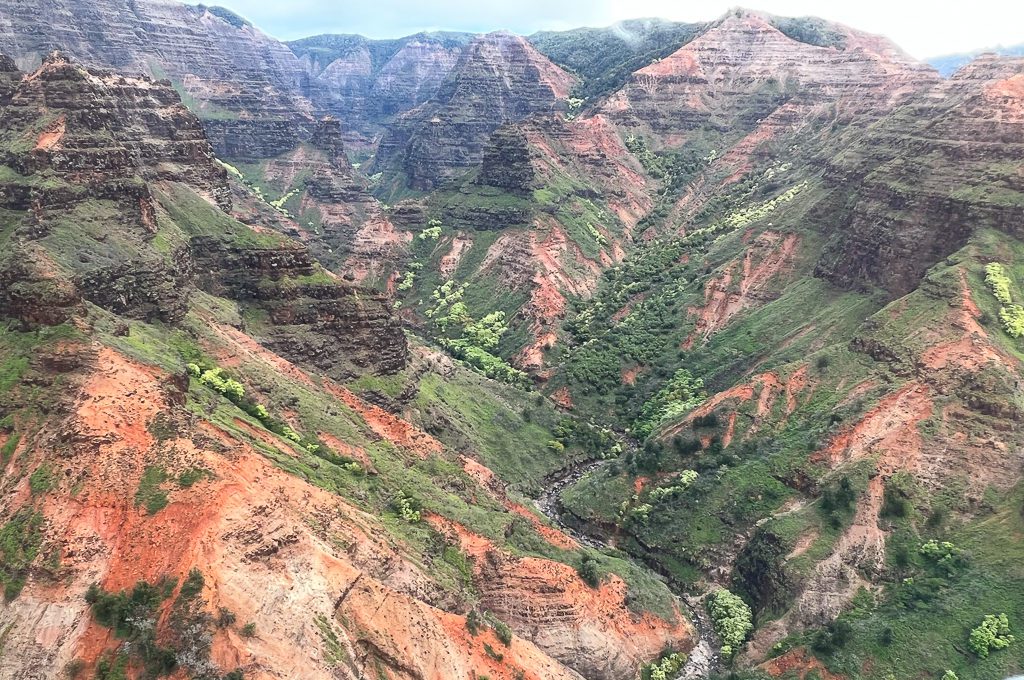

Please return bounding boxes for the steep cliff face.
[601,10,936,147]
[815,55,1024,296]
[226,117,411,286]
[289,32,473,149]
[373,32,578,191]
[0,0,315,157]
[0,53,408,376]
[0,51,229,325]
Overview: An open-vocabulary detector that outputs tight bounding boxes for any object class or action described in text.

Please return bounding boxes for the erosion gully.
[536,457,721,680]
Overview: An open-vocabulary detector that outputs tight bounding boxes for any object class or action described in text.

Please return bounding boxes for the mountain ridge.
[0,2,1023,680]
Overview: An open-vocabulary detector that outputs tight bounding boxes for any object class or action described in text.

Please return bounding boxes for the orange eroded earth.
[660,365,810,443]
[426,515,693,678]
[761,648,844,679]
[685,231,800,346]
[2,344,592,680]
[35,115,66,150]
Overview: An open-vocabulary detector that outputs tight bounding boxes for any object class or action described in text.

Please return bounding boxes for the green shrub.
[918,539,966,577]
[633,369,706,439]
[707,588,753,656]
[483,642,504,662]
[578,555,602,588]
[492,617,513,646]
[241,622,257,638]
[968,613,1014,658]
[135,465,169,514]
[648,470,698,503]
[0,508,44,599]
[999,304,1024,337]
[812,617,853,653]
[392,491,420,523]
[984,262,1013,305]
[29,464,54,494]
[466,609,482,636]
[177,467,212,488]
[643,652,686,680]
[217,607,237,628]
[63,659,86,678]
[708,585,757,655]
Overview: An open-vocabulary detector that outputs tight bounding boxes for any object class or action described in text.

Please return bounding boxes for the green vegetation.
[633,369,706,439]
[770,16,847,48]
[969,614,1014,658]
[983,262,1024,337]
[392,490,421,523]
[425,282,528,385]
[86,569,228,678]
[530,19,706,102]
[577,554,602,588]
[0,508,44,599]
[86,578,178,676]
[28,463,54,494]
[985,263,1013,304]
[135,465,169,514]
[708,589,753,656]
[999,305,1024,337]
[642,651,686,680]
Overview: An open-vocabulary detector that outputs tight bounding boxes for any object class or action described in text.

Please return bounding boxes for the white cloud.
[212,0,1023,58]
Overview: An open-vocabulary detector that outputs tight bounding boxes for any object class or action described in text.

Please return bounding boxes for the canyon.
[0,3,1022,680]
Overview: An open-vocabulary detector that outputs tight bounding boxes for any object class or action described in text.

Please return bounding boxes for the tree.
[707,589,753,656]
[578,555,601,588]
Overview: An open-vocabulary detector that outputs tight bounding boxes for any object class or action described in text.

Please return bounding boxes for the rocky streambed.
[536,457,721,679]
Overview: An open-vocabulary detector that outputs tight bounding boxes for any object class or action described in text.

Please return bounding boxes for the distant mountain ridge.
[929,42,1024,76]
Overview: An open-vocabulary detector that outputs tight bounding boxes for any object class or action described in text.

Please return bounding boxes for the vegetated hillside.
[369,8,941,382]
[1,2,1023,679]
[930,42,1024,77]
[0,53,694,680]
[548,39,1024,680]
[528,18,708,103]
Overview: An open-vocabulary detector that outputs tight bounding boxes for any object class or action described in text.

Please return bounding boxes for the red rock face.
[602,11,937,144]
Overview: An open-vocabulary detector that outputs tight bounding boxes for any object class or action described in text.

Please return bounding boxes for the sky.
[208,0,1024,59]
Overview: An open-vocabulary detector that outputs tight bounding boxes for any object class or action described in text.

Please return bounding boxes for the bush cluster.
[969,613,1014,658]
[707,588,753,657]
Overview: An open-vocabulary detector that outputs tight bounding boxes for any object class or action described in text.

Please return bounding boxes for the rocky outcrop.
[258,282,410,377]
[1,52,230,205]
[191,237,408,376]
[0,54,409,375]
[814,55,1024,295]
[0,52,231,323]
[231,116,411,284]
[479,124,537,191]
[373,32,577,190]
[0,0,315,158]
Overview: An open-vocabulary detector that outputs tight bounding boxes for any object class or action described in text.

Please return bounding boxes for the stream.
[536,457,721,680]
